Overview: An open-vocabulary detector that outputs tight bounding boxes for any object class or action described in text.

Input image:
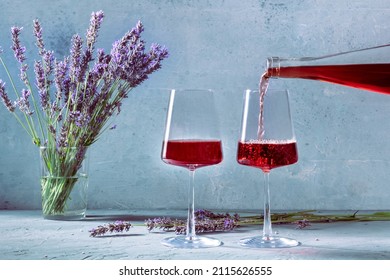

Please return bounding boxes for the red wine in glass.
[237,140,298,173]
[162,139,223,170]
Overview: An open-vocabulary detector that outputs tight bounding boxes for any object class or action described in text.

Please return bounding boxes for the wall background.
[1,0,390,211]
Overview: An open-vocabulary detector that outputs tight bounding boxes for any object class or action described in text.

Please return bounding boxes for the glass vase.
[40,146,90,220]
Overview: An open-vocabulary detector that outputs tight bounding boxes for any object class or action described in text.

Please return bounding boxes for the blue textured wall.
[1,0,390,211]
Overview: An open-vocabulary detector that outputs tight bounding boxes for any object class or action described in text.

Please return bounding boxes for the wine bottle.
[264,44,390,94]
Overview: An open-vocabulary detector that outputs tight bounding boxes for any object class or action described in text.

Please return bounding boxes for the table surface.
[1,209,390,260]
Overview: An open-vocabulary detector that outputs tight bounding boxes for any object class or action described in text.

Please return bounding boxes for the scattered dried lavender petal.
[295,219,311,229]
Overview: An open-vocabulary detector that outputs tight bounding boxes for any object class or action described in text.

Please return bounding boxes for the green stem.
[41,176,78,215]
[41,146,88,216]
[24,78,46,145]
[0,57,21,99]
[0,57,46,145]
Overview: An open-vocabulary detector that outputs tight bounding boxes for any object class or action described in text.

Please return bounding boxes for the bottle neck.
[265,56,319,78]
[265,57,281,78]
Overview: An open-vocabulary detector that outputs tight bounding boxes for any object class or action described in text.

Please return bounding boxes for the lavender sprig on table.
[174,217,239,235]
[89,221,132,237]
[145,209,240,235]
[145,217,184,232]
[294,219,312,229]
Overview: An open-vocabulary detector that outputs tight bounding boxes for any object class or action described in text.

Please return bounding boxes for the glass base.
[239,236,300,248]
[43,211,86,221]
[162,235,222,249]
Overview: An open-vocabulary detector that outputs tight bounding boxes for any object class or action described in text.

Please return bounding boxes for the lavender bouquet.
[0,11,168,218]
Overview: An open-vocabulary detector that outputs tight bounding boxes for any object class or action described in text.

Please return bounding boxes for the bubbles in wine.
[247,139,296,144]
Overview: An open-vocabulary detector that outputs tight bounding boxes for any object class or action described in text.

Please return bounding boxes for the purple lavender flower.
[195,209,240,221]
[10,27,31,92]
[34,60,49,110]
[19,64,29,86]
[87,93,103,118]
[145,217,181,232]
[90,49,110,82]
[146,43,169,73]
[56,124,68,149]
[68,111,80,122]
[75,112,90,127]
[33,19,45,56]
[78,11,104,83]
[223,218,237,231]
[1,11,168,155]
[69,34,82,82]
[89,220,132,237]
[133,20,144,37]
[97,48,110,64]
[82,50,109,104]
[75,146,87,168]
[43,50,54,77]
[109,21,144,75]
[0,80,15,112]
[15,89,33,115]
[54,58,68,103]
[62,76,71,104]
[109,21,168,89]
[78,49,92,83]
[86,10,104,51]
[195,209,208,220]
[48,124,56,136]
[11,26,26,63]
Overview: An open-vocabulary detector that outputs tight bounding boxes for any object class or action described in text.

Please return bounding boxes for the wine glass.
[237,88,299,248]
[161,89,223,248]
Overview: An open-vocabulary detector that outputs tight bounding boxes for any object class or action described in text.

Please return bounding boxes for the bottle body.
[265,44,390,94]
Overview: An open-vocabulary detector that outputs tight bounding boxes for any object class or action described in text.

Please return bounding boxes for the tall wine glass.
[237,89,299,248]
[161,89,223,248]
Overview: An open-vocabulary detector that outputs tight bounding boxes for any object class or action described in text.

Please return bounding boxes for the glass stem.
[262,172,273,239]
[186,167,196,240]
